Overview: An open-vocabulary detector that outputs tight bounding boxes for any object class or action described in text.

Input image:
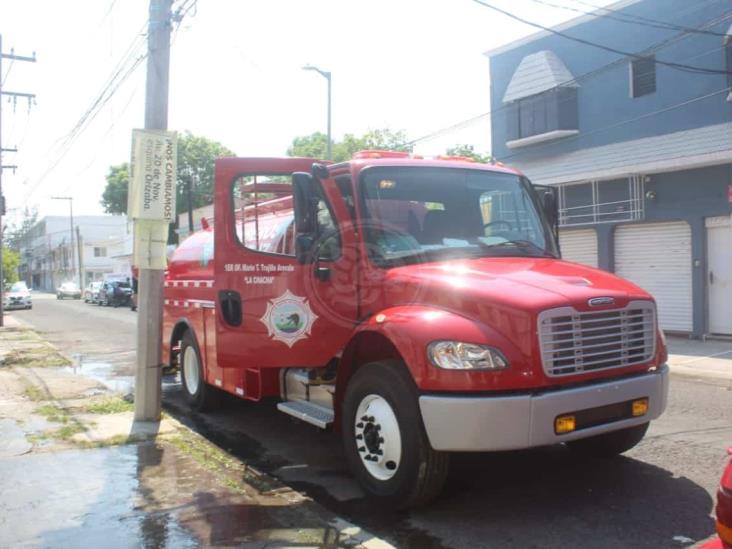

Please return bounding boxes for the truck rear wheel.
[567,422,649,457]
[342,360,449,509]
[180,331,220,412]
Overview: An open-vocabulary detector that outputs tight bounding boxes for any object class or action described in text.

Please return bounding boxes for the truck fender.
[168,318,201,369]
[334,305,525,430]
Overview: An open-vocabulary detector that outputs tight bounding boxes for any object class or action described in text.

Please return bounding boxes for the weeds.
[83,397,134,414]
[23,385,47,401]
[34,404,70,423]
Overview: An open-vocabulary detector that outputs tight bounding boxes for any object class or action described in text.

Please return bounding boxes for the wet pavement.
[10,292,732,548]
[0,441,360,548]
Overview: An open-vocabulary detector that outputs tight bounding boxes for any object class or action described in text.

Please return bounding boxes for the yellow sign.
[128,129,177,222]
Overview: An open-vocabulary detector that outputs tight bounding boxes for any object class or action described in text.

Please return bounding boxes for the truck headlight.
[428,341,509,370]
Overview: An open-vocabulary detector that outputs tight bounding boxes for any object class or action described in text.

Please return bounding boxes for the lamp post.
[51,196,80,289]
[302,64,332,160]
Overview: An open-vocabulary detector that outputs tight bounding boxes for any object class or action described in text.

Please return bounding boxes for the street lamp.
[302,64,332,160]
[51,196,81,290]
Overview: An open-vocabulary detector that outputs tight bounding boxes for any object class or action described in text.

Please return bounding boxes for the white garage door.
[559,229,599,267]
[614,222,692,332]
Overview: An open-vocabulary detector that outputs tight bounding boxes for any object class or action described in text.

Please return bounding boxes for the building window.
[506,87,578,143]
[558,177,645,226]
[94,247,107,257]
[631,56,656,98]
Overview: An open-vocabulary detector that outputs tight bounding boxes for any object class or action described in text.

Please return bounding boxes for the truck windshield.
[360,166,557,266]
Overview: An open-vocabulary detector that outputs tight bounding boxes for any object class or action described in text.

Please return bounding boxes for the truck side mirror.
[541,189,558,230]
[293,172,316,234]
[293,172,317,264]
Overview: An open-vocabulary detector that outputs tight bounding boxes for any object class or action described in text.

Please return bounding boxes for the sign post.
[129,128,177,422]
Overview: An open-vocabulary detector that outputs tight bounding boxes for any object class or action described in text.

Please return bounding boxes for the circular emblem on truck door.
[260,290,318,348]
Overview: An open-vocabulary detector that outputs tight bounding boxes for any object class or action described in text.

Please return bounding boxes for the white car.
[4,281,32,310]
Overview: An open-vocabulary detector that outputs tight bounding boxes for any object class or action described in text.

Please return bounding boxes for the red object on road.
[162,153,670,508]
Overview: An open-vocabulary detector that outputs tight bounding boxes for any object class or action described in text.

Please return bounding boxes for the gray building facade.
[486,0,732,337]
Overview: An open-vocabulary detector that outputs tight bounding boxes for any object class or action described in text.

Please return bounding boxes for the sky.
[0,0,617,224]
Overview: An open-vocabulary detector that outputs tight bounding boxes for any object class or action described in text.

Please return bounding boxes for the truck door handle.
[218,290,242,326]
[709,271,714,285]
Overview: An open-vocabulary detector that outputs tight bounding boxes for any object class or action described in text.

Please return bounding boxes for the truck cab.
[163,152,669,508]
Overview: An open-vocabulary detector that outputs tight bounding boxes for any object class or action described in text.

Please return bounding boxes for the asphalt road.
[13,292,732,548]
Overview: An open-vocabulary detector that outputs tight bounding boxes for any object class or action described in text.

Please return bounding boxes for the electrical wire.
[407,8,732,146]
[524,0,731,37]
[471,0,731,75]
[1,57,14,86]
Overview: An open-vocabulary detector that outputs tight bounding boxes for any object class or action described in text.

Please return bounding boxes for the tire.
[342,360,449,509]
[180,330,220,412]
[567,423,649,457]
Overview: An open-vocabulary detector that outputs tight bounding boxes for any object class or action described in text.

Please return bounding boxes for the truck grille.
[538,301,656,377]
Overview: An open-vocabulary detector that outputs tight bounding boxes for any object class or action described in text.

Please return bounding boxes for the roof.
[484,0,643,57]
[502,50,578,103]
[505,122,732,185]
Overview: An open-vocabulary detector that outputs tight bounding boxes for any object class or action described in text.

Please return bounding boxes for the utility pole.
[0,35,36,327]
[76,226,83,289]
[51,197,77,287]
[135,0,172,422]
[186,172,193,235]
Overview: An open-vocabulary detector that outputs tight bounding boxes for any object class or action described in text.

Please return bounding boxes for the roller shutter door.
[614,222,692,332]
[559,229,598,267]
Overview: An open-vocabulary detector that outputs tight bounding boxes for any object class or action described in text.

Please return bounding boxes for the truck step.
[277,400,334,429]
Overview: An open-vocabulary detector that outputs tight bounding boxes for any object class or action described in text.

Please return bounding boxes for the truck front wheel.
[567,422,649,457]
[342,360,449,509]
[180,331,220,412]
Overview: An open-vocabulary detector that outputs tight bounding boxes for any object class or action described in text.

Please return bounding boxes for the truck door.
[214,158,359,370]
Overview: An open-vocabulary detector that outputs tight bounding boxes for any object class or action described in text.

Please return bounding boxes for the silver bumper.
[419,365,669,452]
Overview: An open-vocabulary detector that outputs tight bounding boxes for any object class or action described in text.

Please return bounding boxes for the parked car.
[57,282,82,300]
[97,280,132,307]
[3,281,32,310]
[701,446,732,548]
[84,281,103,303]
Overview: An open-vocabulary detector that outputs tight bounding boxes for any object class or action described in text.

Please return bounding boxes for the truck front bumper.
[419,365,669,452]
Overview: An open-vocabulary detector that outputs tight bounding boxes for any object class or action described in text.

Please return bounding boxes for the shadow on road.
[162,386,715,549]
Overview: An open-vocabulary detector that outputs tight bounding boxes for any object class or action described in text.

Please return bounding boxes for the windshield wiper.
[478,239,556,258]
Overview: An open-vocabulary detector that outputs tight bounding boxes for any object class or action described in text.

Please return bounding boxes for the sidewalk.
[666,335,732,381]
[0,317,390,548]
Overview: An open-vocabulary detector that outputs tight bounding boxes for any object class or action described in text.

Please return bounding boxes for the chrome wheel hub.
[182,346,200,396]
[354,394,402,481]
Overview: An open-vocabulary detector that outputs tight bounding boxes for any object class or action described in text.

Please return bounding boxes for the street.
[15,292,732,548]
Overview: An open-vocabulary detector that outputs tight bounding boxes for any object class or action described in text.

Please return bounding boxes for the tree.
[287,128,413,162]
[2,247,20,286]
[100,164,130,215]
[99,132,235,215]
[5,207,39,252]
[444,144,492,164]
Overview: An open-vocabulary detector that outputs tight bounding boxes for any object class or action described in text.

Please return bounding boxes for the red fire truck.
[163,152,669,508]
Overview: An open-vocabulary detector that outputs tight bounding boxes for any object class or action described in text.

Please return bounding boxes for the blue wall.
[489,0,732,161]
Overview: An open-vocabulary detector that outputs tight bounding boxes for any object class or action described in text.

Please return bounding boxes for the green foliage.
[287,128,413,163]
[445,144,492,163]
[2,247,20,286]
[5,207,39,251]
[83,397,134,414]
[100,163,130,215]
[100,132,235,215]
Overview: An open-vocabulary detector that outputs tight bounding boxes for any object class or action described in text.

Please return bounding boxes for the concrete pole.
[76,225,83,289]
[134,0,172,422]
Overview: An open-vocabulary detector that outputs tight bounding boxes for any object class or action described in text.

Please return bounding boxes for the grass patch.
[55,423,87,440]
[75,433,148,449]
[168,431,277,495]
[35,404,70,424]
[3,347,70,368]
[83,397,134,414]
[23,385,48,401]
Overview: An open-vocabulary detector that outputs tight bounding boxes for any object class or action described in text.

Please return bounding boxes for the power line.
[407,8,732,146]
[572,0,729,37]
[471,0,731,75]
[524,0,731,37]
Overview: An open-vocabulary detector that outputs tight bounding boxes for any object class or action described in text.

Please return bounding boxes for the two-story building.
[19,215,129,291]
[486,0,732,337]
